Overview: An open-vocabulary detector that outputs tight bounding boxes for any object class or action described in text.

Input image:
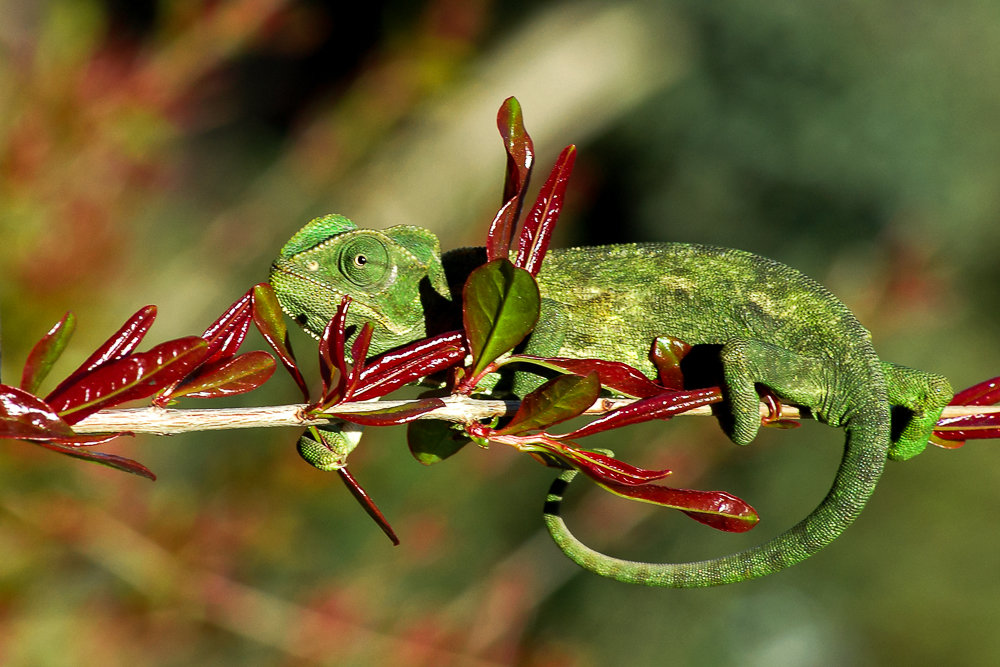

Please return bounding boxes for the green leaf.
[20,312,76,395]
[407,419,471,465]
[462,259,540,379]
[497,372,600,436]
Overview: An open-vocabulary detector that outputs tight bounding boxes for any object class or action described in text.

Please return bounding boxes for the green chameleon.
[269,213,953,587]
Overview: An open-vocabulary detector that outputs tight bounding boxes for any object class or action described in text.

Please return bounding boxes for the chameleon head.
[269,214,451,356]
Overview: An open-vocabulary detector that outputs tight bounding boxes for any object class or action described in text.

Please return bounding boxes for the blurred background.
[2,0,999,664]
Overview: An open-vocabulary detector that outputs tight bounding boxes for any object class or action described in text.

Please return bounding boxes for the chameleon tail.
[543,419,890,587]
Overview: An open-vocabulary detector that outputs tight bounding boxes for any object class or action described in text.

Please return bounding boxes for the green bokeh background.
[2,1,999,665]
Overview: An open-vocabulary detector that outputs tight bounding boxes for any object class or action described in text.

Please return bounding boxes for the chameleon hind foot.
[881,361,953,460]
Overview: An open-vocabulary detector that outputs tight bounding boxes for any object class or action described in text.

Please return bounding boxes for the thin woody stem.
[69,398,999,436]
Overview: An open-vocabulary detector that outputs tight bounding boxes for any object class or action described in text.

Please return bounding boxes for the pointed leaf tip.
[463,259,540,379]
[21,312,76,395]
[497,372,600,435]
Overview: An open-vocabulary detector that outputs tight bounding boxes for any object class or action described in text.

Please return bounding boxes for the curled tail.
[543,416,890,587]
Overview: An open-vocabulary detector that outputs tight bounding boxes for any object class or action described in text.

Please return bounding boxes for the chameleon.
[269,212,953,587]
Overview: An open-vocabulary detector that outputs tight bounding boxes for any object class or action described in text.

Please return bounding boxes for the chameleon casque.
[269,213,953,588]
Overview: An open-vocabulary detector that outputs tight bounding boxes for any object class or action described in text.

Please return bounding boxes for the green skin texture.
[270,213,954,588]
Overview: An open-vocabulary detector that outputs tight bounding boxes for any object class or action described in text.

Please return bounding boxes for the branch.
[70,397,1000,436]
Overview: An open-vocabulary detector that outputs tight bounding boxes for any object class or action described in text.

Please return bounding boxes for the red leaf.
[31,440,156,480]
[598,480,759,533]
[21,312,76,395]
[48,306,157,397]
[950,376,1000,406]
[487,97,534,261]
[344,322,373,400]
[0,384,75,440]
[514,145,577,275]
[650,336,691,390]
[331,398,446,426]
[561,387,722,440]
[337,467,398,545]
[46,337,209,424]
[50,433,131,447]
[486,198,520,263]
[548,444,672,486]
[352,345,464,402]
[163,351,276,401]
[252,283,309,401]
[513,355,665,398]
[200,289,253,365]
[352,331,466,402]
[318,297,352,403]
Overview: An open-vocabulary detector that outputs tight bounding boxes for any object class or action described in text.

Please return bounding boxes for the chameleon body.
[270,214,953,587]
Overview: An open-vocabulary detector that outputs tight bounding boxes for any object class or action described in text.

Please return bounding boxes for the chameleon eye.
[339,236,389,287]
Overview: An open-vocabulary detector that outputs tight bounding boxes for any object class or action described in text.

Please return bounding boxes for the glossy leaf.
[337,467,399,545]
[201,289,253,365]
[407,419,471,465]
[560,387,723,440]
[47,337,208,424]
[547,444,673,486]
[49,433,130,447]
[0,384,75,440]
[20,312,76,395]
[650,336,691,390]
[163,351,276,401]
[330,397,446,426]
[486,199,520,264]
[31,439,156,480]
[488,97,534,261]
[317,297,352,403]
[463,259,540,380]
[497,372,600,435]
[343,322,373,400]
[929,376,1000,448]
[353,331,466,402]
[48,305,158,397]
[950,376,1000,406]
[596,479,759,533]
[515,144,577,275]
[512,355,664,398]
[252,283,309,401]
[933,411,1000,441]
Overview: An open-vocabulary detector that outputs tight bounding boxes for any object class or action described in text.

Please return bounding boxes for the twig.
[70,397,999,436]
